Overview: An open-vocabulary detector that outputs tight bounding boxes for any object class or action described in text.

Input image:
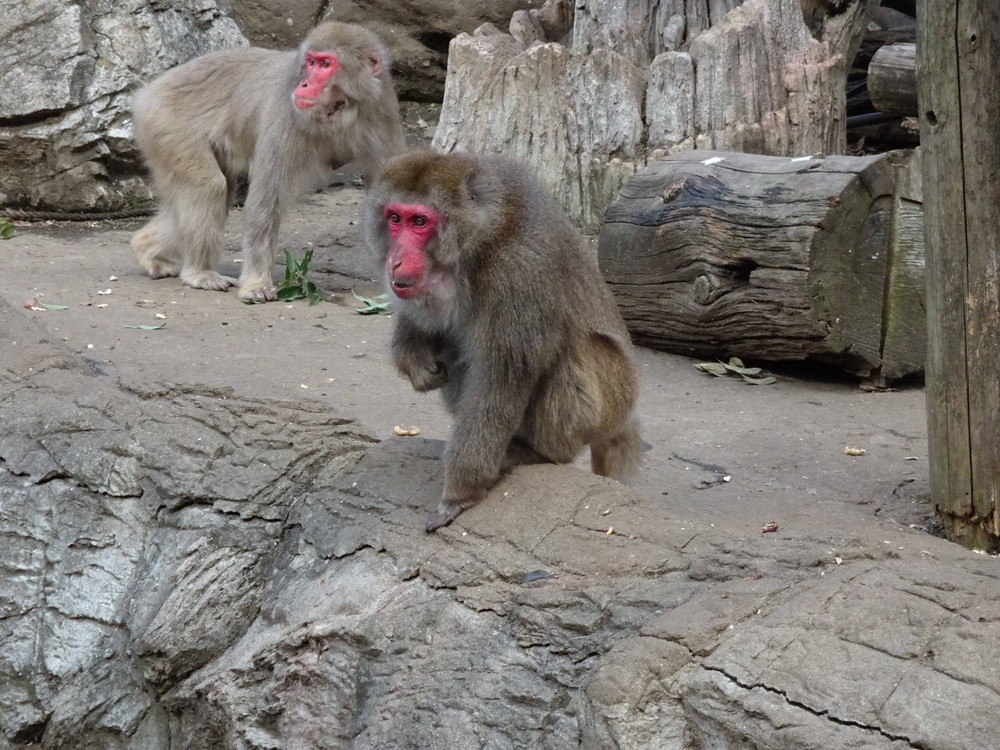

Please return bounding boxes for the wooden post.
[919,0,1000,551]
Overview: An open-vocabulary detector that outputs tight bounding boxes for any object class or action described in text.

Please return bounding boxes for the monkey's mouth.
[390,277,421,299]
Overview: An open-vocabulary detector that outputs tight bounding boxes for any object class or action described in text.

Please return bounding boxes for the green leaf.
[276,285,304,301]
[0,220,15,239]
[352,290,391,315]
[36,302,69,310]
[124,323,165,330]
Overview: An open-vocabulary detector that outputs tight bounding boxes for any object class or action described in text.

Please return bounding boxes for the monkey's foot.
[181,270,238,292]
[238,283,278,304]
[144,260,181,279]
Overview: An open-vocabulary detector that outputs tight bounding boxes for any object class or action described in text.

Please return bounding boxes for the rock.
[1,295,998,749]
[0,0,246,212]
[228,1,544,103]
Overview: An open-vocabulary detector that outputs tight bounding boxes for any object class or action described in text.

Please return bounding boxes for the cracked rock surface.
[0,202,997,749]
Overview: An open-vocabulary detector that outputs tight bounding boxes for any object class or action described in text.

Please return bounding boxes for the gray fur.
[364,151,642,531]
[130,22,404,302]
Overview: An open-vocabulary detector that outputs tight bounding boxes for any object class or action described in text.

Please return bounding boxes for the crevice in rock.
[703,665,919,747]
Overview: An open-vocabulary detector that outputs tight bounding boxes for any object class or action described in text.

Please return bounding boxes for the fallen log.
[598,149,924,383]
[869,43,917,117]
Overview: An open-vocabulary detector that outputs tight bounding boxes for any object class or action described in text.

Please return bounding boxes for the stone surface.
[0,0,539,213]
[231,0,544,102]
[0,0,247,212]
[0,210,996,748]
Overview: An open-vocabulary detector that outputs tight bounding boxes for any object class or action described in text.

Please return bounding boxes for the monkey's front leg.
[237,158,285,303]
[391,317,449,392]
[426,377,531,532]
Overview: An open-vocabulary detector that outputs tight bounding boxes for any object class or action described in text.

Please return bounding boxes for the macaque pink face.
[384,202,441,300]
[294,51,340,109]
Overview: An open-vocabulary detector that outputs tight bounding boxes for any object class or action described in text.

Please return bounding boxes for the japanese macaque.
[364,151,642,531]
[130,21,404,302]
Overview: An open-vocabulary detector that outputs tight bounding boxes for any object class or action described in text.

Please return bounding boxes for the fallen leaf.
[844,446,866,456]
[606,527,614,536]
[97,289,113,295]
[393,425,420,436]
[761,521,779,533]
[124,323,165,330]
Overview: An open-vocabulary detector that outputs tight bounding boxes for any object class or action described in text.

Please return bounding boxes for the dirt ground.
[0,183,935,546]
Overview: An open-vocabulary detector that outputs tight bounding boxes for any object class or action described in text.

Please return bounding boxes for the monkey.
[363,150,642,532]
[130,21,405,303]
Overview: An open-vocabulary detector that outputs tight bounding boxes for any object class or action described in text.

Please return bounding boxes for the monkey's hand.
[425,487,485,533]
[397,354,448,392]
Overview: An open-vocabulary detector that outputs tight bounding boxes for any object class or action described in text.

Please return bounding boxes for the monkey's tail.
[591,415,643,482]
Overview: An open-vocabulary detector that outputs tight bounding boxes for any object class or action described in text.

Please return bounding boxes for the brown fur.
[130,21,404,302]
[364,151,642,531]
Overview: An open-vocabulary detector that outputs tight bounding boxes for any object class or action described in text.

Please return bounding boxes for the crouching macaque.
[130,22,404,302]
[364,151,642,531]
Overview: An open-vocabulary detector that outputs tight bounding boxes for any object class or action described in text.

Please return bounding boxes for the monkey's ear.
[461,166,485,202]
[367,53,383,76]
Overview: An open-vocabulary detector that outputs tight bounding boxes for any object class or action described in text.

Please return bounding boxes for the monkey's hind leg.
[130,212,182,279]
[173,171,237,292]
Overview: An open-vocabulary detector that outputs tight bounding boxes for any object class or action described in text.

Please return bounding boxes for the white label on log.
[701,156,725,165]
[790,156,813,162]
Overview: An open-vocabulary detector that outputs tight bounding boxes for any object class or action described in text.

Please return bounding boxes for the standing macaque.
[364,151,642,531]
[130,22,404,302]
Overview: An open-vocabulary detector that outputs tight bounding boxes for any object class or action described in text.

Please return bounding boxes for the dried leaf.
[761,521,779,533]
[393,425,420,436]
[844,446,866,456]
[694,362,729,377]
[742,375,777,385]
[124,323,165,330]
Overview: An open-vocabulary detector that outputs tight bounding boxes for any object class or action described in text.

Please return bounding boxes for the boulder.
[0,0,247,213]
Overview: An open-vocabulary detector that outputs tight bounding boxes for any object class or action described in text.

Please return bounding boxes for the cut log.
[598,149,924,382]
[869,43,917,116]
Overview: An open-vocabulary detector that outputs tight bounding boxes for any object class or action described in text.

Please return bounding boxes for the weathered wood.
[598,149,924,381]
[434,0,877,227]
[919,0,1000,551]
[869,43,917,116]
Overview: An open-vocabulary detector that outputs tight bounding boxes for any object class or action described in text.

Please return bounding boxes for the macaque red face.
[294,51,340,109]
[383,202,442,299]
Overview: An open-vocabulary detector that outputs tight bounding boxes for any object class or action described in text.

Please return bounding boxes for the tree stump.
[433,0,877,227]
[598,149,924,382]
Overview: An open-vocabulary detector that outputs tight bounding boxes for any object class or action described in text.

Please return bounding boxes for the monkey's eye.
[412,215,427,227]
[387,212,401,224]
[320,58,332,69]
